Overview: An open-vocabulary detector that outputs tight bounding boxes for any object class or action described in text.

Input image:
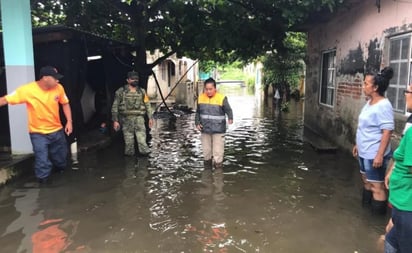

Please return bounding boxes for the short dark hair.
[204,77,216,88]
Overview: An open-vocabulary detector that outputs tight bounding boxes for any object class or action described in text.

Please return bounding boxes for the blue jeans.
[385,240,397,253]
[358,155,390,182]
[30,130,68,179]
[385,207,412,253]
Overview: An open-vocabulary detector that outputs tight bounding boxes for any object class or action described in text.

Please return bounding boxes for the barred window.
[319,50,336,106]
[387,33,412,113]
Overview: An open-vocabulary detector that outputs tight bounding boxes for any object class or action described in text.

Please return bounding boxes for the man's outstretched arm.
[0,96,8,107]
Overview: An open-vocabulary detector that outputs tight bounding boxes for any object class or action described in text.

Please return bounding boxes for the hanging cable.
[151,70,175,116]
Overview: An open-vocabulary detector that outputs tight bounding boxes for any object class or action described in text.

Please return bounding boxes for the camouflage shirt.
[111,85,153,122]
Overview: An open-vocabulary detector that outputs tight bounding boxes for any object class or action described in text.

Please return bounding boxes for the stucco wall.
[146,52,199,103]
[305,0,412,151]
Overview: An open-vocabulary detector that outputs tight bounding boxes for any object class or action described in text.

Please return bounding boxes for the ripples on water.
[142,95,313,252]
[141,95,382,253]
[0,93,384,253]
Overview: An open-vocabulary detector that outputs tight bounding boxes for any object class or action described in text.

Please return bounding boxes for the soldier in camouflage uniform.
[111,71,153,156]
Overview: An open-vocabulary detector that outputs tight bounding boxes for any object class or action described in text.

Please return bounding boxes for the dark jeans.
[30,130,68,179]
[385,207,412,253]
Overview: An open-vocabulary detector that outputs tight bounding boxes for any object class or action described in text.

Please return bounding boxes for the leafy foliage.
[31,1,65,26]
[219,63,248,80]
[262,32,307,90]
[199,60,218,74]
[29,0,344,87]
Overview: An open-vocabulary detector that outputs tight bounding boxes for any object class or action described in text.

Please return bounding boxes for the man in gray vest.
[195,78,233,169]
[111,71,153,156]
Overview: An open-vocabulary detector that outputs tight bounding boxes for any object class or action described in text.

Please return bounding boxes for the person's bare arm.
[62,103,73,135]
[0,96,8,107]
[385,160,394,189]
[373,129,392,168]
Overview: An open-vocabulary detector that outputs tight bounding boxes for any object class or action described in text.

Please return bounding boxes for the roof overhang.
[32,25,133,49]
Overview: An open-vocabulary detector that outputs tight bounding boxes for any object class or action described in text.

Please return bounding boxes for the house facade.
[146,50,199,109]
[304,0,412,151]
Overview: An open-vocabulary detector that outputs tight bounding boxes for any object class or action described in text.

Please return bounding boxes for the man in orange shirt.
[0,66,73,183]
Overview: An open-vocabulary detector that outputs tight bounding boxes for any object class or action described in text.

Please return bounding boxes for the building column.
[1,0,34,154]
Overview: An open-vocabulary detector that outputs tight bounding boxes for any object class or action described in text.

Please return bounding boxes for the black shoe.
[38,177,51,185]
[53,166,66,174]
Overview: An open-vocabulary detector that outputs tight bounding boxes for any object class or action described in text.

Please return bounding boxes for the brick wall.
[304,0,412,151]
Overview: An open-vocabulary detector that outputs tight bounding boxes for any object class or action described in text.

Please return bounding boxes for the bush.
[247,76,255,90]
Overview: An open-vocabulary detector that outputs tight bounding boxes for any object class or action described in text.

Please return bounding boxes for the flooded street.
[0,86,387,253]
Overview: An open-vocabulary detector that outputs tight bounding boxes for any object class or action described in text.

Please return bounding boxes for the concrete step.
[303,127,338,152]
[0,153,33,185]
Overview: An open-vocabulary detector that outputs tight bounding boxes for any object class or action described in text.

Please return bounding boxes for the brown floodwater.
[0,86,388,253]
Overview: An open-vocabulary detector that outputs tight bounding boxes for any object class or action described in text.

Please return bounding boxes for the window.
[161,62,166,80]
[387,33,412,113]
[319,50,336,106]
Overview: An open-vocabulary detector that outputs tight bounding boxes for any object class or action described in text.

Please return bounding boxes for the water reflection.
[0,183,92,253]
[2,187,41,253]
[0,88,386,252]
[199,168,225,201]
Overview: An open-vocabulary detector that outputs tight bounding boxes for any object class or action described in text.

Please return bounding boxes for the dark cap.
[127,71,139,79]
[39,66,64,79]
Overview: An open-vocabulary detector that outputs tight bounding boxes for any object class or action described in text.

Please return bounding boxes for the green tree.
[29,0,344,88]
[262,32,306,98]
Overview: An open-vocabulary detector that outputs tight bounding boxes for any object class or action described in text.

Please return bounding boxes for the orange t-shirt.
[5,81,69,134]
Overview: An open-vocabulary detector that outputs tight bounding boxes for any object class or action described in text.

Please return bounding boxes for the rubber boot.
[371,199,387,215]
[204,160,213,170]
[362,188,372,207]
[214,163,223,170]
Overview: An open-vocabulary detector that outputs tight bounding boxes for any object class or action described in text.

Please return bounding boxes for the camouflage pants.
[120,115,150,155]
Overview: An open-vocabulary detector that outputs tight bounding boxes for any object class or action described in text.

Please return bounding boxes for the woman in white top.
[352,67,394,215]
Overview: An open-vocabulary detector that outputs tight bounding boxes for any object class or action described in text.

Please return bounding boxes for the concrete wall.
[175,81,196,110]
[146,51,199,103]
[305,0,412,151]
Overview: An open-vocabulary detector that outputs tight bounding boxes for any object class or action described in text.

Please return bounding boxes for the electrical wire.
[155,59,199,111]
